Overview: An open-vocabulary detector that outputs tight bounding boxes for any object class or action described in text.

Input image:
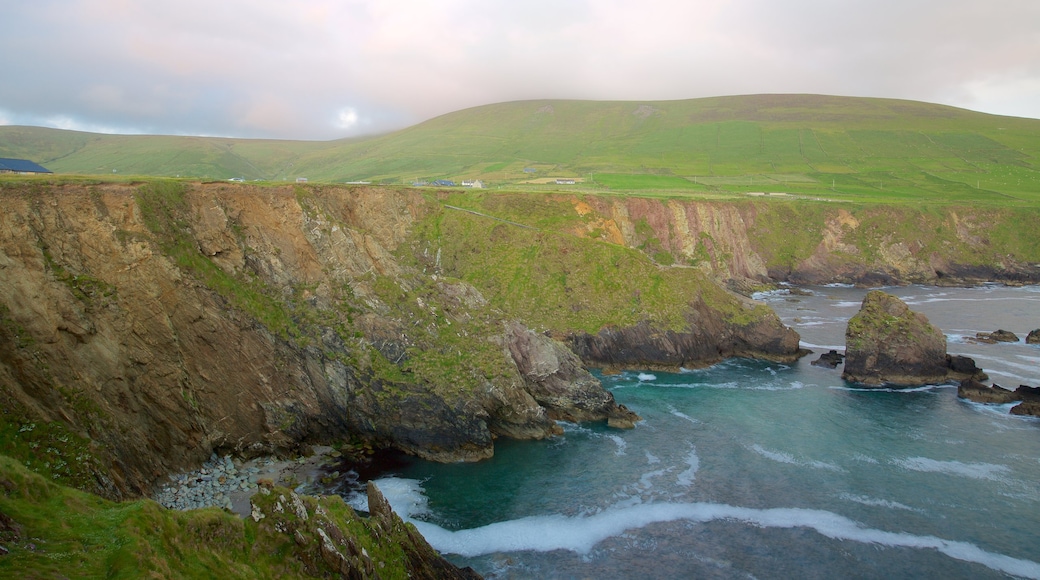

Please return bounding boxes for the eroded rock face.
[842,291,949,386]
[0,184,628,497]
[564,298,805,372]
[505,322,640,427]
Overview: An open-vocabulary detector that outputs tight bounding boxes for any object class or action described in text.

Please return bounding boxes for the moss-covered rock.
[842,291,948,386]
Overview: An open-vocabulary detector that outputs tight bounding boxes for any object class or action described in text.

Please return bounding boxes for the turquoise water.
[348,285,1040,579]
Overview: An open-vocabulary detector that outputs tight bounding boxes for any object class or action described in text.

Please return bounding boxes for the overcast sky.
[2,0,1039,140]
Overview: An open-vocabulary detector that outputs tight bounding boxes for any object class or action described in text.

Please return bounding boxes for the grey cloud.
[1,0,1038,140]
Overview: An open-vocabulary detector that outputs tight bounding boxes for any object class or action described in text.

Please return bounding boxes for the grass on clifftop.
[0,455,417,579]
[408,196,770,334]
[6,95,1040,207]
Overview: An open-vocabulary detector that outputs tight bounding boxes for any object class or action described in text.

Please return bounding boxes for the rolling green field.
[3,94,1040,206]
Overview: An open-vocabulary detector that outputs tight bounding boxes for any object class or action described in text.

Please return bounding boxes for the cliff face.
[0,183,623,497]
[569,197,1040,286]
[4,183,1032,500]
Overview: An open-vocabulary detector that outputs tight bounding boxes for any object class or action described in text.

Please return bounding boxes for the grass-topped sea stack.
[842,290,949,386]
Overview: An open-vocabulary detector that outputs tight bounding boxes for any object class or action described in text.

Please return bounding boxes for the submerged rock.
[842,291,949,386]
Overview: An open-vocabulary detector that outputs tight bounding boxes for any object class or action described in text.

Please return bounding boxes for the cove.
[343,285,1040,579]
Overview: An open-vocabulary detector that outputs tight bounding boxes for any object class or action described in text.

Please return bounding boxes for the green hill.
[3,94,1040,205]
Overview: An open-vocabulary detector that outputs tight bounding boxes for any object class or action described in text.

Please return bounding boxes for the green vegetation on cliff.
[407,194,770,334]
[0,455,438,578]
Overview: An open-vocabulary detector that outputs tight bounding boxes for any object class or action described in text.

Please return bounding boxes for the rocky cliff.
[0,181,801,500]
[568,197,1040,286]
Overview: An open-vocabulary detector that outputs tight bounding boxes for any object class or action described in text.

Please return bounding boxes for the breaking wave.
[371,477,1040,579]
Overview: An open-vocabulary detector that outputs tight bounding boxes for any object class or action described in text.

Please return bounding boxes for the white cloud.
[336,107,359,130]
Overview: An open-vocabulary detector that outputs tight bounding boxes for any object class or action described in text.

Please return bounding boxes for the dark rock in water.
[1010,385,1040,417]
[1010,401,1040,416]
[1016,385,1040,400]
[842,291,948,386]
[1027,329,1040,345]
[957,379,1020,404]
[811,350,845,369]
[975,329,1020,343]
[958,380,1040,417]
[945,354,988,382]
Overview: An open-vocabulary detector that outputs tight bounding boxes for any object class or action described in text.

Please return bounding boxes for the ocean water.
[345,285,1040,579]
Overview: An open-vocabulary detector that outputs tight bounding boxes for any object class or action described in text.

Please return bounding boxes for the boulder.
[811,350,845,369]
[1010,401,1040,417]
[842,291,949,386]
[1027,329,1040,345]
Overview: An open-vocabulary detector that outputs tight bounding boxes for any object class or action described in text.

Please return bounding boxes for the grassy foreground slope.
[3,94,1039,205]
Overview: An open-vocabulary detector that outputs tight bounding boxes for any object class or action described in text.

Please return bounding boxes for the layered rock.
[568,197,1040,287]
[506,322,640,428]
[842,291,950,386]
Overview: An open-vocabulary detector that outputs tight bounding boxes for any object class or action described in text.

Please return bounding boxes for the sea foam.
[891,457,1011,481]
[377,482,1040,579]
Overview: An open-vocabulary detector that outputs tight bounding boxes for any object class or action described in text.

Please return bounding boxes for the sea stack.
[842,291,948,386]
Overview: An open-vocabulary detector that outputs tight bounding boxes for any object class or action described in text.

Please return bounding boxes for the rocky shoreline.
[154,447,340,516]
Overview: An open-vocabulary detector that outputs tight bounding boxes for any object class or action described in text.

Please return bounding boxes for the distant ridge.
[2,94,1039,204]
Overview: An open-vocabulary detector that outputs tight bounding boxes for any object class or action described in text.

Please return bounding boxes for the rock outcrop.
[974,329,1020,343]
[958,380,1040,418]
[506,322,640,427]
[564,298,806,372]
[842,291,950,386]
[0,183,579,496]
[1027,329,1040,344]
[811,350,845,369]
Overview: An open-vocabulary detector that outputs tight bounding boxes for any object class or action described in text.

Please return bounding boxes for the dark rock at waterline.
[1010,401,1040,417]
[975,329,1020,344]
[1026,329,1040,345]
[842,291,949,386]
[958,380,1040,417]
[811,350,845,369]
[958,379,1020,404]
[946,354,988,382]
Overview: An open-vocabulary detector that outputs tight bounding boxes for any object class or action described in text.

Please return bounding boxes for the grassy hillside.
[3,94,1040,205]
